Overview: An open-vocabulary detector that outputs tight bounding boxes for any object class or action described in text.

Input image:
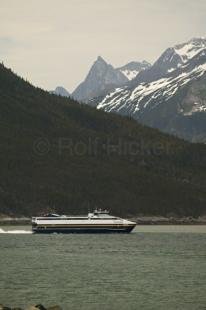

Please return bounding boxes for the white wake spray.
[0,228,32,234]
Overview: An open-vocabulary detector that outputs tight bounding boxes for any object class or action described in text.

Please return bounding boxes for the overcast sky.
[0,0,206,92]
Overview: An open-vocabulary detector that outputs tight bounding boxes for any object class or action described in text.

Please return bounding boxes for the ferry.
[32,209,136,233]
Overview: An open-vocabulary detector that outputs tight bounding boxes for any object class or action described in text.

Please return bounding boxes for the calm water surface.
[0,226,206,310]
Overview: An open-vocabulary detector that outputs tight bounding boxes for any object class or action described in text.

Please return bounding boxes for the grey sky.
[0,0,206,92]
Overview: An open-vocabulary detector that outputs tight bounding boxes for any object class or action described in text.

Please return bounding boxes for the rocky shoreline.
[0,216,206,226]
[0,304,61,310]
[132,216,206,225]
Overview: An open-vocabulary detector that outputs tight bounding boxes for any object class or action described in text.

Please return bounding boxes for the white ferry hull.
[32,210,136,234]
[32,224,135,234]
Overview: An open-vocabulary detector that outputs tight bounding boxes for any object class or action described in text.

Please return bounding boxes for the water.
[0,226,206,310]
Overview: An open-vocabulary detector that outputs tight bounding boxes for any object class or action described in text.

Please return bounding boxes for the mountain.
[96,38,206,143]
[72,56,128,102]
[117,61,151,80]
[130,37,206,85]
[50,86,70,97]
[1,62,206,217]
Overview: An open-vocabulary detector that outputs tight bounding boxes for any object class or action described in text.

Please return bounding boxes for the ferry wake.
[32,209,136,234]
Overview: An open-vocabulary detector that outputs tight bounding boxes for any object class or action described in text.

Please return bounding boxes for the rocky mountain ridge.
[94,38,206,142]
[50,86,70,97]
[72,56,150,102]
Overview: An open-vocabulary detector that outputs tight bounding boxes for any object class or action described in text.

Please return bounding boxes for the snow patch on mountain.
[120,69,140,80]
[184,103,206,116]
[174,38,206,63]
[117,61,151,81]
[97,63,206,116]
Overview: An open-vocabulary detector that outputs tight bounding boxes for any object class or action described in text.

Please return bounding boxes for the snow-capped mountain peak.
[174,37,206,63]
[95,38,206,142]
[117,61,151,80]
[129,37,206,86]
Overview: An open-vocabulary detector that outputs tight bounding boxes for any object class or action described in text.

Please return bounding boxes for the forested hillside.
[0,63,206,217]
